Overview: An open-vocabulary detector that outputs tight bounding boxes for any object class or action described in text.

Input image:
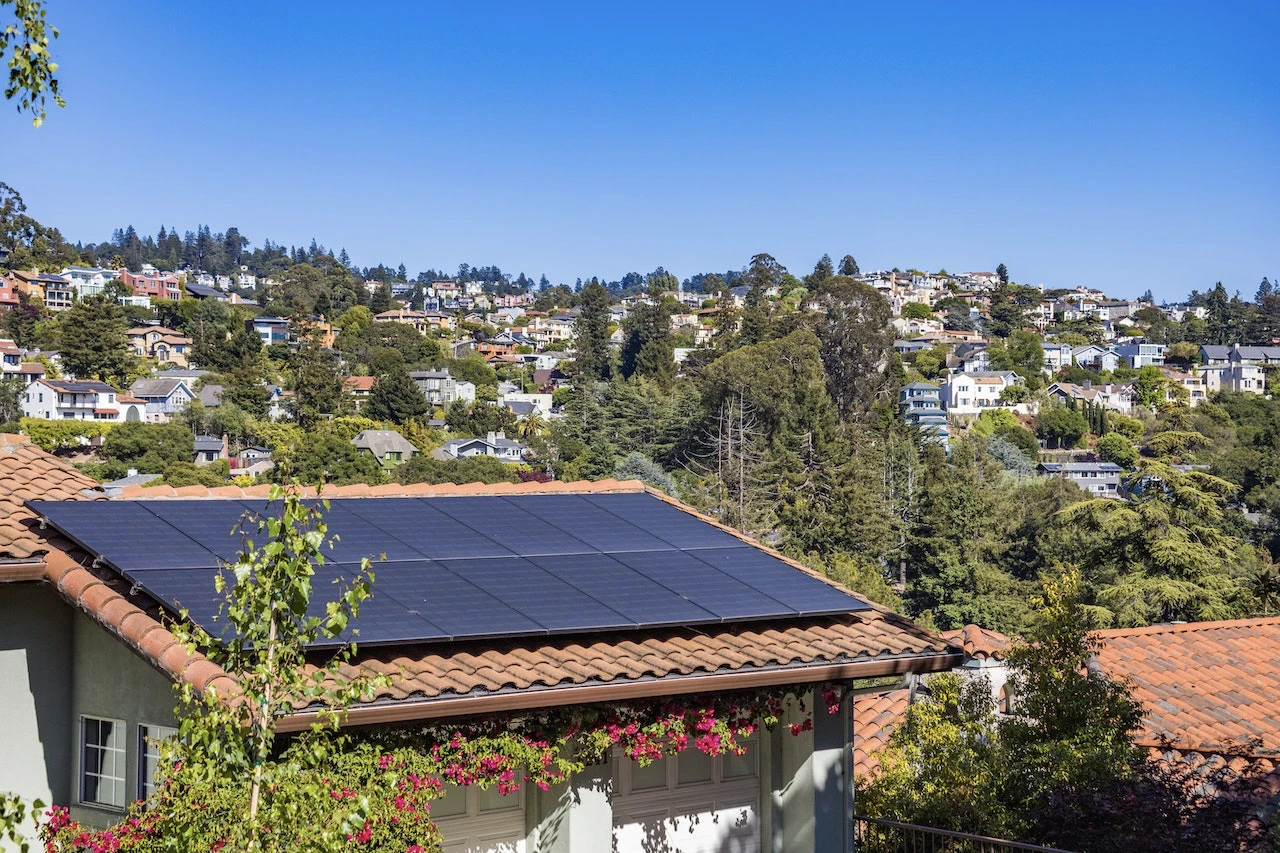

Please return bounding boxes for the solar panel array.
[30,493,867,647]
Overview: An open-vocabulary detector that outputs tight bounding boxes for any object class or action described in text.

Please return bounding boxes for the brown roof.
[1094,618,1280,758]
[5,452,959,727]
[343,376,377,392]
[852,688,911,779]
[0,434,101,560]
[939,624,1013,660]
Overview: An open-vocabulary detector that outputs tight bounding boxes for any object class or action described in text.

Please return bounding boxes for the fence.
[854,815,1072,853]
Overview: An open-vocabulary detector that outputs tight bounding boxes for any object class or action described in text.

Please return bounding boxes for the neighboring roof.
[45,378,117,394]
[351,429,418,457]
[503,400,538,416]
[193,435,223,452]
[1038,462,1122,474]
[343,376,377,393]
[102,472,164,490]
[129,377,190,398]
[1094,617,1280,758]
[853,688,911,779]
[939,624,1012,661]
[0,434,101,561]
[197,384,224,407]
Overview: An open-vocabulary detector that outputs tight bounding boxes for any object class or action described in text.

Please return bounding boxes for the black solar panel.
[28,492,868,647]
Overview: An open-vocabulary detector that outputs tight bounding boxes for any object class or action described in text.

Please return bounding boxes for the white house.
[940,371,1026,415]
[22,378,144,423]
[1200,363,1266,396]
[434,431,530,463]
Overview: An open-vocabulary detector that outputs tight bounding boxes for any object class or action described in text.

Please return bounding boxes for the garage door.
[612,742,760,853]
[432,782,527,853]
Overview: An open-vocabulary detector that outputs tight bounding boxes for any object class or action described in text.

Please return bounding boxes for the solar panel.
[28,492,870,648]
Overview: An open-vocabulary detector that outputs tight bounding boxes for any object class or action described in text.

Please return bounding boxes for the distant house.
[899,383,949,449]
[434,431,530,463]
[940,371,1024,415]
[342,376,377,411]
[248,317,290,346]
[374,309,431,335]
[1200,363,1266,396]
[1046,381,1135,413]
[1036,461,1122,497]
[1115,342,1165,368]
[409,370,476,406]
[1071,345,1120,373]
[21,379,143,423]
[127,326,193,367]
[1041,341,1074,374]
[350,429,418,469]
[1199,344,1280,367]
[127,377,194,423]
[1160,368,1207,406]
[193,435,226,466]
[118,269,182,302]
[499,392,553,419]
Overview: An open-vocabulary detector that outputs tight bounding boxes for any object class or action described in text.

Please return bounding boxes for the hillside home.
[899,383,949,449]
[126,378,194,423]
[409,370,476,406]
[350,429,418,469]
[1160,369,1207,406]
[22,379,143,423]
[117,269,182,302]
[1200,363,1266,396]
[126,327,193,367]
[5,270,69,303]
[1041,342,1074,374]
[1199,344,1280,367]
[1116,342,1166,368]
[435,431,530,463]
[1036,461,1123,496]
[940,371,1024,415]
[1071,345,1121,373]
[1045,381,1135,413]
[373,309,431,335]
[0,275,20,311]
[341,376,376,411]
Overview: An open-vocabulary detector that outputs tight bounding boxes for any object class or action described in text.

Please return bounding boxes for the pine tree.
[838,255,860,277]
[364,367,429,424]
[996,263,1009,285]
[369,283,393,314]
[58,295,134,385]
[571,279,612,381]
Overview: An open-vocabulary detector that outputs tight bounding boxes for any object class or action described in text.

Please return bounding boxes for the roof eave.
[276,649,963,732]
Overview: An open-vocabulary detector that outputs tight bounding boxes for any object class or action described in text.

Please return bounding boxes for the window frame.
[79,714,128,811]
[137,723,178,801]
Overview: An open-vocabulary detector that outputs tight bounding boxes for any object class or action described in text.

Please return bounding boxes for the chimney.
[127,468,137,477]
[1083,380,1092,390]
[496,431,506,441]
[487,431,497,444]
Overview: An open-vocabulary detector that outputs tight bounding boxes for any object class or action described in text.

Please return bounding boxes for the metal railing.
[854,815,1072,853]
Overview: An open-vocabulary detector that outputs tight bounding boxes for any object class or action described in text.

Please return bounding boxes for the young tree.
[809,276,894,420]
[58,295,135,385]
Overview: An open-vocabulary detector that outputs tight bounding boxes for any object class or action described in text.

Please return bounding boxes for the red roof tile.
[939,624,1012,660]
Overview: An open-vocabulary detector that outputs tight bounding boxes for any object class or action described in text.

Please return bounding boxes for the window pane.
[432,783,467,818]
[81,717,126,808]
[677,749,712,785]
[723,741,758,779]
[630,757,667,791]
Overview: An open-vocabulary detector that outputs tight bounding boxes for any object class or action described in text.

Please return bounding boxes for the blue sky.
[5,1,1277,300]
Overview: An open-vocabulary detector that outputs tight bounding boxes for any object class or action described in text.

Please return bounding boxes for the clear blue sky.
[5,1,1277,300]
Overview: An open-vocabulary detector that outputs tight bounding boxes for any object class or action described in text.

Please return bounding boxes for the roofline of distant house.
[276,650,964,732]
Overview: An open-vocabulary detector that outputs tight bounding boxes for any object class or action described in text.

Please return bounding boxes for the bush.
[986,434,1036,476]
[614,452,677,494]
[1096,433,1139,468]
[1109,414,1144,442]
[1036,407,1088,449]
[995,425,1040,460]
[394,454,523,486]
[163,460,230,488]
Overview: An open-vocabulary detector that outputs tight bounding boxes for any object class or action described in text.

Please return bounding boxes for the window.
[137,724,177,800]
[81,716,127,809]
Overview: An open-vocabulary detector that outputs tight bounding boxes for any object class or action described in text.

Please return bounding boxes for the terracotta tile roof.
[1094,618,1280,758]
[939,624,1013,660]
[852,688,911,780]
[6,451,960,727]
[0,434,101,560]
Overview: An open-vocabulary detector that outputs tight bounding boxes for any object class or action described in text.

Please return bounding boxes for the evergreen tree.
[58,295,134,385]
[288,321,342,428]
[620,284,674,382]
[571,279,612,381]
[364,367,429,425]
[368,283,393,314]
[810,275,894,420]
[838,254,860,277]
[807,253,834,287]
[996,262,1009,285]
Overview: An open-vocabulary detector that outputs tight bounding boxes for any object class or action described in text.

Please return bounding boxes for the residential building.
[1071,345,1120,373]
[0,338,21,375]
[5,270,69,303]
[950,342,992,373]
[341,376,376,411]
[435,431,530,463]
[939,371,1024,415]
[0,275,19,311]
[126,326,193,367]
[899,382,949,448]
[118,269,182,302]
[1041,341,1074,374]
[1200,363,1266,396]
[1160,368,1207,406]
[350,429,418,469]
[1036,461,1123,497]
[498,392,553,418]
[1046,381,1136,413]
[248,317,289,346]
[1115,342,1165,368]
[42,277,76,311]
[373,309,431,335]
[409,370,476,406]
[528,314,576,346]
[193,435,226,466]
[59,267,117,298]
[21,378,144,423]
[127,377,195,423]
[1199,343,1280,367]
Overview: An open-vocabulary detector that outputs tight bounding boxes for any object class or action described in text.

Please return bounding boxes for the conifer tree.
[364,367,429,424]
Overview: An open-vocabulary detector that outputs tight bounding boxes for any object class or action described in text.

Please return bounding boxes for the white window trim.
[137,723,178,801]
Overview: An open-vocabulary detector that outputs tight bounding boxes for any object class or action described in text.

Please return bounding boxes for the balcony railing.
[854,815,1072,853]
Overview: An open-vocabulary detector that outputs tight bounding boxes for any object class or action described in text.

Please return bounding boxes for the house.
[374,309,431,335]
[498,392,553,418]
[5,270,69,303]
[1036,461,1123,496]
[939,371,1024,415]
[1071,345,1121,373]
[231,445,273,477]
[0,275,19,311]
[350,429,418,468]
[1115,342,1165,368]
[117,269,182,302]
[1160,368,1207,406]
[341,376,377,411]
[0,338,22,375]
[127,377,194,423]
[21,379,143,423]
[1041,342,1075,374]
[0,451,959,850]
[1200,363,1266,396]
[899,383,949,448]
[1200,344,1280,367]
[435,431,530,463]
[951,343,992,374]
[58,267,117,298]
[126,327,193,368]
[248,317,289,346]
[193,435,226,466]
[1092,617,1280,781]
[1046,381,1136,413]
[42,276,76,311]
[409,370,476,406]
